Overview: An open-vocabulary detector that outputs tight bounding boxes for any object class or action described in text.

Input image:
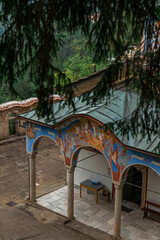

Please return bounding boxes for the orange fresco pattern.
[58,119,128,182]
[27,119,160,184]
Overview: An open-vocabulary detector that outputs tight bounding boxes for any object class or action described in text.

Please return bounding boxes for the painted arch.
[71,145,114,181]
[26,118,160,184]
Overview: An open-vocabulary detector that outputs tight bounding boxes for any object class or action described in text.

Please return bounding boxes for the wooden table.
[80,179,105,204]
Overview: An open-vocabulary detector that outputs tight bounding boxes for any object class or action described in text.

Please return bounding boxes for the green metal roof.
[19,88,160,154]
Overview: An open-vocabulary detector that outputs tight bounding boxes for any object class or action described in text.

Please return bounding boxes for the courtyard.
[0,137,98,240]
[0,136,160,239]
[37,185,160,240]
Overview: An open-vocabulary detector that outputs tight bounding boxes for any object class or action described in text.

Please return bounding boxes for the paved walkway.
[37,186,160,240]
[0,138,99,240]
[0,203,96,240]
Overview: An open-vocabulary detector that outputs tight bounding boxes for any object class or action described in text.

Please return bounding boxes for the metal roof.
[19,88,160,154]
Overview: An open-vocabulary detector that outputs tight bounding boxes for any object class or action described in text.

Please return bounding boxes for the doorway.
[123,166,142,205]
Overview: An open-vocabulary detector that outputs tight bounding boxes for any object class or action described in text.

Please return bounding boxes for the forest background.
[0,31,107,104]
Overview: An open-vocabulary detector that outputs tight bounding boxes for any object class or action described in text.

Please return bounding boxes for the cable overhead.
[15,142,160,196]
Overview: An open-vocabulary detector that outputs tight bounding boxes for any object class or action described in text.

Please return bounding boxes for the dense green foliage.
[54,31,83,71]
[14,70,36,99]
[64,38,107,81]
[0,82,11,104]
[0,1,160,152]
[0,32,107,100]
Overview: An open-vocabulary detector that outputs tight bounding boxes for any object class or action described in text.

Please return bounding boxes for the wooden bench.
[80,179,105,204]
[142,200,160,221]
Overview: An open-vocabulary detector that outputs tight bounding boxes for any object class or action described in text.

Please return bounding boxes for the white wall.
[147,168,160,205]
[74,149,112,193]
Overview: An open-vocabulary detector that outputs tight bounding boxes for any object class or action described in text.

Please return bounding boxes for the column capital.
[114,184,120,190]
[113,180,120,186]
[28,152,37,158]
[66,165,75,172]
[113,180,124,188]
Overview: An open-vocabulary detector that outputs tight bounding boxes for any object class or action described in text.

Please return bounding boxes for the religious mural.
[26,118,160,183]
[27,123,36,140]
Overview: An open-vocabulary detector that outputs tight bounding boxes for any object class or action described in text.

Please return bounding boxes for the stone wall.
[0,98,38,140]
[0,95,61,140]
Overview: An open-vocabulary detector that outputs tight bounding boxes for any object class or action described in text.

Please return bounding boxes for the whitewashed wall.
[74,149,112,193]
[147,168,160,205]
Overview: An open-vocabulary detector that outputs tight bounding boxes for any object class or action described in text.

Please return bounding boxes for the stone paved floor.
[0,138,97,240]
[37,186,160,240]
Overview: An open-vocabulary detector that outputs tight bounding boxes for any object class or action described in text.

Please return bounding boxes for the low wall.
[0,98,38,140]
[0,95,61,140]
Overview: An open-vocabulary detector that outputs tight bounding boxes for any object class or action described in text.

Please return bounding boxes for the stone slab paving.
[0,204,94,240]
[37,186,160,240]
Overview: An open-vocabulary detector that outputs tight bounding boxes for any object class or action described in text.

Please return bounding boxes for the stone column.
[29,153,37,202]
[140,168,146,209]
[67,166,75,220]
[113,183,123,239]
